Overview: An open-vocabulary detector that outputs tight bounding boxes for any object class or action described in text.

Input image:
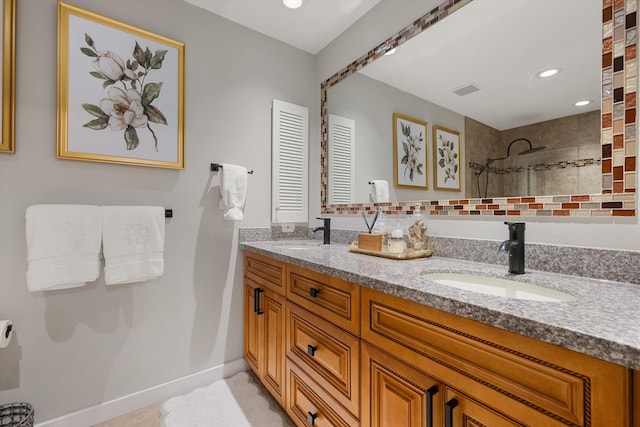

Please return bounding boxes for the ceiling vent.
[452,83,481,96]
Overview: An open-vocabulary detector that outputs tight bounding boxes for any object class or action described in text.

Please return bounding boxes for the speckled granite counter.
[240,240,640,370]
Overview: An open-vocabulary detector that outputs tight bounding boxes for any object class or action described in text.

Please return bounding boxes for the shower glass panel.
[496,145,601,197]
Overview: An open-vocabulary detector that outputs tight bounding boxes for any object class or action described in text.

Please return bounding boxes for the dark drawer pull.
[309,287,320,298]
[307,344,317,356]
[254,288,264,315]
[307,411,317,425]
[445,398,458,427]
[426,385,438,427]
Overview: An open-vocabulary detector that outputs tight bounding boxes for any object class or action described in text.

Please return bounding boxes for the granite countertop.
[240,240,640,370]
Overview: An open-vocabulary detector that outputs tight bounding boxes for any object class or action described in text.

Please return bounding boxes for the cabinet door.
[244,279,262,375]
[362,342,442,427]
[262,289,286,405]
[443,388,524,427]
[243,278,286,406]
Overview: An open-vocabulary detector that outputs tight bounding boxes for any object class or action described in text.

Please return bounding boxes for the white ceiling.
[184,0,601,131]
[359,0,601,130]
[183,0,382,54]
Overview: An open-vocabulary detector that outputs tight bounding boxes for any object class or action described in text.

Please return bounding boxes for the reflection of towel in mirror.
[102,206,165,285]
[25,204,102,292]
[370,180,389,202]
[219,164,248,221]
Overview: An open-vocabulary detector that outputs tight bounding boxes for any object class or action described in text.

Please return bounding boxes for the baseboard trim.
[35,358,248,427]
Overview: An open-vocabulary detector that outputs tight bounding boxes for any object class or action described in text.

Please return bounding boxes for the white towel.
[102,206,165,285]
[370,180,390,203]
[218,163,248,221]
[25,204,102,292]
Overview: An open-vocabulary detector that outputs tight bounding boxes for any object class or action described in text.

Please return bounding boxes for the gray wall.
[0,0,317,422]
[328,73,464,202]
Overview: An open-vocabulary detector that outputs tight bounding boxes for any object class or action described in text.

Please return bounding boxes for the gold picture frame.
[0,0,16,153]
[433,125,461,191]
[393,112,428,189]
[57,3,185,169]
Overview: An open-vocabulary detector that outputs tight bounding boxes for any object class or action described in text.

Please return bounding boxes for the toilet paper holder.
[0,319,13,348]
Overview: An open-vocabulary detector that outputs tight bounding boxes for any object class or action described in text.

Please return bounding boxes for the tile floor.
[92,403,161,427]
[91,371,293,426]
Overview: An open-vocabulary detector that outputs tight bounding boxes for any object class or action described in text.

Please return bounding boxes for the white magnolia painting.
[57,3,185,169]
[393,113,428,189]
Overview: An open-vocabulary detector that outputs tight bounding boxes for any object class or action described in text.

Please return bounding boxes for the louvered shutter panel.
[328,114,355,204]
[272,99,309,223]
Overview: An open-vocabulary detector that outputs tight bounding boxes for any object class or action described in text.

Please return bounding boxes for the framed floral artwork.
[0,0,16,153]
[433,125,461,191]
[393,113,428,189]
[57,3,185,169]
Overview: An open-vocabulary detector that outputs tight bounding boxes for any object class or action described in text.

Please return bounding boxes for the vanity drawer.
[286,264,360,335]
[287,302,360,417]
[245,251,286,295]
[286,359,360,427]
[361,287,631,427]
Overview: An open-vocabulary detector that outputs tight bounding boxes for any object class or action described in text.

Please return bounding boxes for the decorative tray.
[348,242,432,260]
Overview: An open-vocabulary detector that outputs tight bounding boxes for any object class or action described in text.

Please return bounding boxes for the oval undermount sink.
[274,241,323,250]
[422,272,576,302]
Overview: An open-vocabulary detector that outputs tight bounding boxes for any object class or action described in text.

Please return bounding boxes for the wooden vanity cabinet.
[361,342,443,427]
[286,302,360,416]
[442,387,525,427]
[361,341,523,427]
[286,264,360,335]
[243,252,287,406]
[244,254,635,427]
[286,360,360,427]
[361,287,632,427]
[284,263,361,427]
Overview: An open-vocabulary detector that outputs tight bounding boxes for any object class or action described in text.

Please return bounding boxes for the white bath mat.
[160,370,294,427]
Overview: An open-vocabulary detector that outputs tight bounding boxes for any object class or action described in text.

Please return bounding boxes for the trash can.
[0,403,34,427]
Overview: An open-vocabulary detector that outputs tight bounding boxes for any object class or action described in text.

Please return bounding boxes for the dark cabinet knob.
[307,411,317,425]
[309,288,320,298]
[307,344,317,356]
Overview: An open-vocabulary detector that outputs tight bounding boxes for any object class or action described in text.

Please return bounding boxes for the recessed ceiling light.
[574,100,592,107]
[384,47,397,56]
[282,0,302,9]
[536,68,560,78]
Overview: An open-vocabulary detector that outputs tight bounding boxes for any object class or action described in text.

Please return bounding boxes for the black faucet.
[499,222,525,274]
[312,217,331,244]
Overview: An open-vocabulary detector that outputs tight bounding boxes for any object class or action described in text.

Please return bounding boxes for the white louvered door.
[328,114,355,204]
[272,99,309,223]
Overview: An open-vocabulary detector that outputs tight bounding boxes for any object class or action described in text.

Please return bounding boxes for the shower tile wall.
[466,111,602,198]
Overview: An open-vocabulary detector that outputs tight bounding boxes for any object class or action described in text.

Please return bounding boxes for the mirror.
[320,0,637,217]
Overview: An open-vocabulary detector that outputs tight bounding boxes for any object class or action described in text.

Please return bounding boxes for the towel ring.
[210,163,254,174]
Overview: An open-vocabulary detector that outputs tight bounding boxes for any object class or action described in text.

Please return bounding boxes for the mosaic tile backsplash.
[320,0,637,217]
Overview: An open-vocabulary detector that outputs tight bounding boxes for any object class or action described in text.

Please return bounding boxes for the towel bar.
[210,163,254,174]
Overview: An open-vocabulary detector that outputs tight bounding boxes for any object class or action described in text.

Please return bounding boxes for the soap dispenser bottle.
[387,223,406,254]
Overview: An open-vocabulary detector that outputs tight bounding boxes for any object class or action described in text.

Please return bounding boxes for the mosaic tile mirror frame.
[320,0,637,218]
